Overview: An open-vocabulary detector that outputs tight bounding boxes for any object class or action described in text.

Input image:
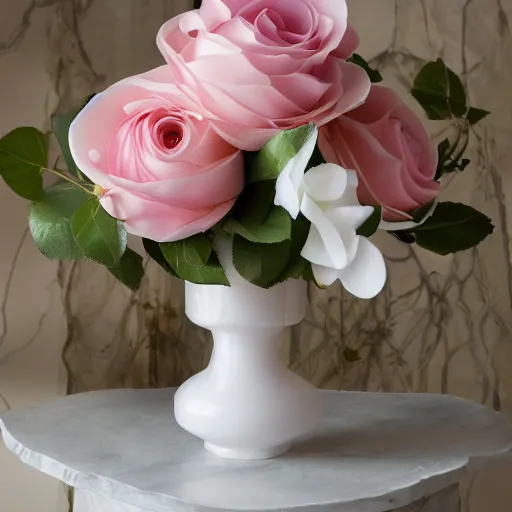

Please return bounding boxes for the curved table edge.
[2,390,512,512]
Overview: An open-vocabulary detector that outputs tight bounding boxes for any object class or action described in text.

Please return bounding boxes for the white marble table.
[1,389,512,512]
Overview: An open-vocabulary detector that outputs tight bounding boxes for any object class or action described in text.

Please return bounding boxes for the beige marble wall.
[0,1,511,511]
[0,1,194,510]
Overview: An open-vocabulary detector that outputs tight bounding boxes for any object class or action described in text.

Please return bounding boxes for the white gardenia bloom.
[274,126,319,220]
[275,156,387,299]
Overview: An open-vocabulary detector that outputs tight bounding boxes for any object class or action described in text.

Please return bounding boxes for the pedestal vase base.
[204,441,291,460]
[181,278,320,459]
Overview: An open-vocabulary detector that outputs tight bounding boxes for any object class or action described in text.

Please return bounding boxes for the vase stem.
[209,328,283,378]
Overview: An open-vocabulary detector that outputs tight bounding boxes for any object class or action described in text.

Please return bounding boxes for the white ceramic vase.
[175,270,322,460]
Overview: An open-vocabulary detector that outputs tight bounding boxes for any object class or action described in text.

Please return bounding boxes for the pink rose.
[156,0,370,151]
[333,25,360,59]
[69,66,244,242]
[319,86,439,221]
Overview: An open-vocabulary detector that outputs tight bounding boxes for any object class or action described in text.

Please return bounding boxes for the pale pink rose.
[319,86,439,221]
[333,25,360,59]
[69,66,244,243]
[156,0,370,151]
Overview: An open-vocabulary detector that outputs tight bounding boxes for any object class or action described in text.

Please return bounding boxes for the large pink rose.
[319,86,439,221]
[69,66,244,242]
[156,0,370,150]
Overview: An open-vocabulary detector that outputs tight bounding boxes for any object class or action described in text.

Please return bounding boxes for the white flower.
[274,126,319,220]
[300,166,387,299]
[274,131,387,299]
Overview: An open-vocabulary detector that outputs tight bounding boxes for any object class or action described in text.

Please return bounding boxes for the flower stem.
[42,167,96,196]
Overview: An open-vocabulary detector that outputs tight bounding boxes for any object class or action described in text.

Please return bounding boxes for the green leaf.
[437,128,471,176]
[28,182,88,260]
[413,202,494,255]
[229,180,277,224]
[301,262,315,282]
[435,138,451,179]
[0,127,47,200]
[107,248,144,292]
[443,157,471,174]
[142,238,178,277]
[411,201,436,223]
[438,138,451,159]
[466,107,490,125]
[277,214,311,282]
[392,231,416,244]
[160,240,229,285]
[52,96,95,182]
[232,235,291,288]
[347,53,383,83]
[249,124,317,183]
[356,207,382,237]
[181,234,212,267]
[224,206,292,244]
[411,59,467,119]
[223,180,292,243]
[458,158,471,171]
[71,197,127,267]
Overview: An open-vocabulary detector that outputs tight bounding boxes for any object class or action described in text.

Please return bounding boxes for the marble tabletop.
[1,389,512,512]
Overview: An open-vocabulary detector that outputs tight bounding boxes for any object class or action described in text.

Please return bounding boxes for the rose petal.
[108,152,244,209]
[178,10,208,37]
[157,14,192,61]
[199,0,232,30]
[197,81,275,126]
[101,188,236,243]
[364,118,439,207]
[156,0,362,151]
[346,84,402,124]
[332,24,359,59]
[314,61,371,127]
[320,116,419,213]
[187,53,269,86]
[241,50,308,75]
[193,32,242,59]
[213,123,279,151]
[185,124,239,165]
[69,65,200,186]
[271,73,331,113]
[225,84,307,119]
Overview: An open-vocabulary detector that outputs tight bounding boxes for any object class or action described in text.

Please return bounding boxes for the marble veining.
[1,1,512,511]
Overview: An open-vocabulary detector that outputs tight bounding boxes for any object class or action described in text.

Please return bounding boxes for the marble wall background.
[0,1,511,511]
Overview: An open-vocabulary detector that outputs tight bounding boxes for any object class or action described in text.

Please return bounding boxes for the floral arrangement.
[0,0,493,300]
